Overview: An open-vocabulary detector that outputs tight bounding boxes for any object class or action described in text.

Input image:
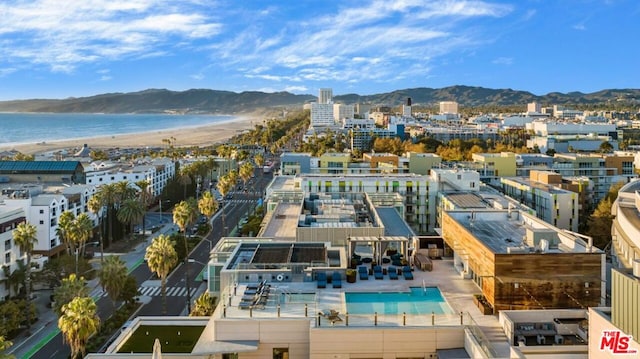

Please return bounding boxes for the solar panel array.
[0,161,82,173]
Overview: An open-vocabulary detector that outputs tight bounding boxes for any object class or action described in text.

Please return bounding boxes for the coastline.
[1,115,258,155]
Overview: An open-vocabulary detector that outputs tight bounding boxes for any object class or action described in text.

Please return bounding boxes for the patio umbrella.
[152,338,163,359]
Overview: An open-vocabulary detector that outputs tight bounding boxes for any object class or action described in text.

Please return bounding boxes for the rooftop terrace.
[448,211,597,254]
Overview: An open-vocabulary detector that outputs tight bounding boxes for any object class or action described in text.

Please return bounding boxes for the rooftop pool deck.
[217,259,496,329]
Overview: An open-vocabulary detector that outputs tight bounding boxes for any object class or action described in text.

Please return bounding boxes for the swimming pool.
[345,287,453,315]
[280,292,316,303]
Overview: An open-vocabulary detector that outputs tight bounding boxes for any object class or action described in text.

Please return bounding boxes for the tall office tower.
[402,97,412,117]
[527,102,542,113]
[439,101,459,115]
[318,88,333,104]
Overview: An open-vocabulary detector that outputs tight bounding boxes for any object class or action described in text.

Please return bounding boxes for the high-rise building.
[527,102,542,113]
[439,101,458,115]
[402,97,412,117]
[310,103,334,127]
[318,88,333,104]
[333,103,354,122]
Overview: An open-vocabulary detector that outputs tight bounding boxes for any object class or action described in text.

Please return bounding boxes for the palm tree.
[74,213,94,259]
[173,199,198,312]
[178,165,193,200]
[12,222,37,334]
[87,195,105,265]
[53,274,89,317]
[57,211,77,255]
[217,175,234,236]
[254,153,265,198]
[145,235,177,314]
[227,169,238,186]
[239,162,254,189]
[190,292,217,316]
[173,199,199,238]
[58,296,100,359]
[94,183,118,248]
[97,256,127,309]
[114,180,136,203]
[135,179,152,236]
[117,198,145,238]
[0,336,13,359]
[198,191,219,222]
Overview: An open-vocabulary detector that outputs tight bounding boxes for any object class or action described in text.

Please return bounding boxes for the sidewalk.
[8,222,178,359]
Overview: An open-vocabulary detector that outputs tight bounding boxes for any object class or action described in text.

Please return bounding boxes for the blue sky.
[0,0,638,100]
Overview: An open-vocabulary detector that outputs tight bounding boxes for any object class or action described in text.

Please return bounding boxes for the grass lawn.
[117,325,205,353]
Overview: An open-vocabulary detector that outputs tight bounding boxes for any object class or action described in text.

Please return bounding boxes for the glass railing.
[465,314,499,358]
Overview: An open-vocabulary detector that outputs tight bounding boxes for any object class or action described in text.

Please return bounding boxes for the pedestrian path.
[93,285,189,298]
[227,199,254,204]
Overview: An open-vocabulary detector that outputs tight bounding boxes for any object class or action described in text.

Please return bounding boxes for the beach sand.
[2,115,258,155]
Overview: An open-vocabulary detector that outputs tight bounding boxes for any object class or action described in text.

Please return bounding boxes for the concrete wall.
[309,327,464,358]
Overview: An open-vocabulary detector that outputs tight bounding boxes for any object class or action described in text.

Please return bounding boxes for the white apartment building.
[318,88,333,104]
[0,207,28,300]
[526,121,619,152]
[0,184,99,257]
[292,173,438,233]
[341,118,375,130]
[85,158,175,197]
[527,121,617,137]
[310,103,335,128]
[333,103,354,122]
[439,101,459,115]
[430,168,480,192]
[501,174,580,231]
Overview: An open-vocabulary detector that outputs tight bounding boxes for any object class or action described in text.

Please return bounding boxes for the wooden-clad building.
[441,210,604,313]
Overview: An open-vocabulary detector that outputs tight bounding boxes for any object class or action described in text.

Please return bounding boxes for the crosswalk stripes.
[98,286,188,298]
[227,199,253,204]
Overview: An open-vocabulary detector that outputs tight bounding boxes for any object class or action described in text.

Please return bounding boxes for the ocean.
[0,112,239,148]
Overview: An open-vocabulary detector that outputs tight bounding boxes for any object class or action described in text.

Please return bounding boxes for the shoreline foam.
[0,115,258,155]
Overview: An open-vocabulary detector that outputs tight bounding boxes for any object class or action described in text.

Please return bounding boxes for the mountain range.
[0,86,638,114]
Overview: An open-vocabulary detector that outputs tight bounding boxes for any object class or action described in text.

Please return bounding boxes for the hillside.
[0,86,638,114]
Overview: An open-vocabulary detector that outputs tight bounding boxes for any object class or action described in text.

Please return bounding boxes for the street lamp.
[196,175,202,201]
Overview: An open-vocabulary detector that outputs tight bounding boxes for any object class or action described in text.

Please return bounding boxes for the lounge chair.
[245,279,268,290]
[402,265,414,280]
[317,272,327,288]
[243,285,270,296]
[373,265,384,280]
[319,309,343,324]
[332,271,342,288]
[388,266,398,280]
[358,266,369,280]
[239,294,268,310]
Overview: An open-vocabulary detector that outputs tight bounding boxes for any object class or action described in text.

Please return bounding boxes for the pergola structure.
[348,236,411,265]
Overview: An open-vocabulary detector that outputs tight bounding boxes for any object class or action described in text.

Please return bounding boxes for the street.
[11,170,272,359]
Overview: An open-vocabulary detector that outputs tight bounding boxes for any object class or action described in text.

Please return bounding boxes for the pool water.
[280,292,316,303]
[345,287,453,315]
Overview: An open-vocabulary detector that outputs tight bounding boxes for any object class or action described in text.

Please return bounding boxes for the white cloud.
[284,85,307,93]
[0,68,17,77]
[492,57,513,65]
[0,0,221,71]
[100,75,112,81]
[0,0,516,89]
[573,24,586,31]
[211,0,512,88]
